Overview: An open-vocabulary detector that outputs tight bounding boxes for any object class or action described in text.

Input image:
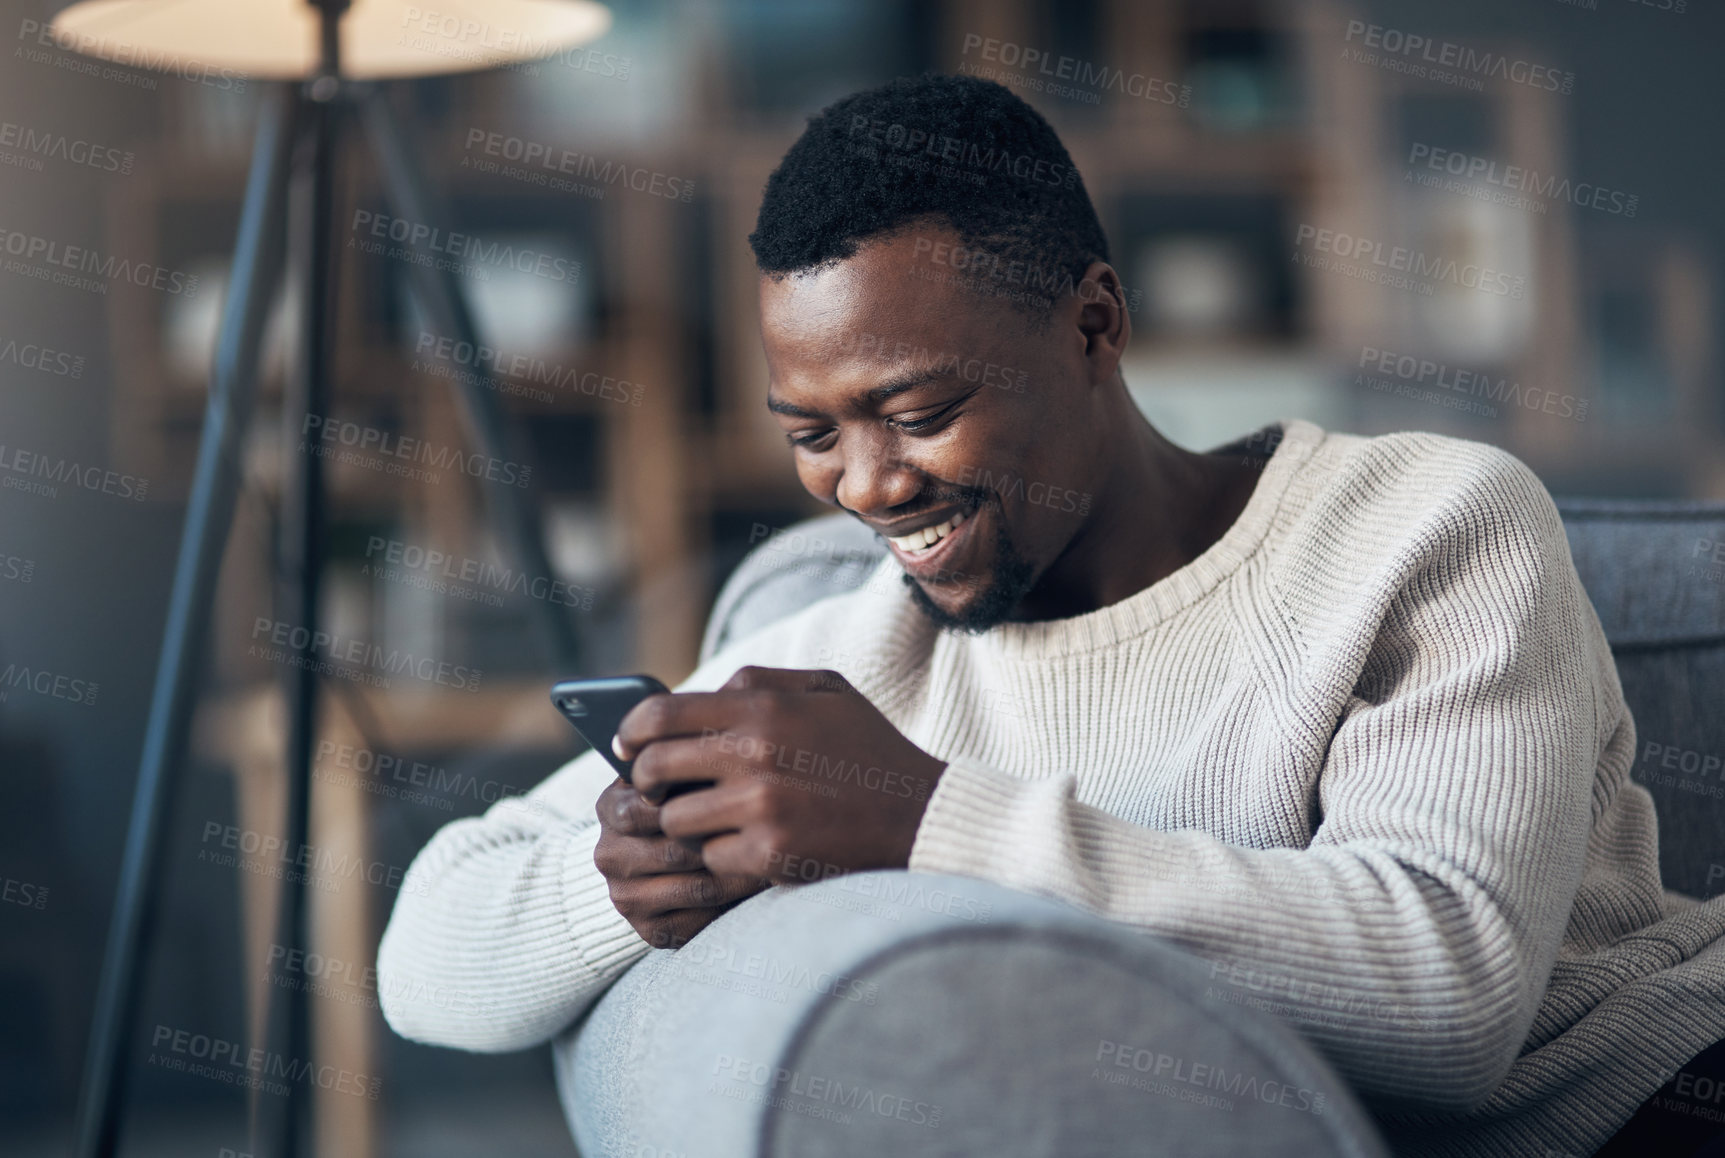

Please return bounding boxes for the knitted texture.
[377,420,1725,1157]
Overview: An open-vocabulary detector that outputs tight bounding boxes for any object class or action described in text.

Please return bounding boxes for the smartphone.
[550,675,670,784]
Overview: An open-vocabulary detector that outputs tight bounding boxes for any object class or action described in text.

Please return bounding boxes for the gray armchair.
[555,497,1725,1158]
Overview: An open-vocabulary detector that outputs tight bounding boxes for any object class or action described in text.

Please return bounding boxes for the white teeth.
[890,509,968,554]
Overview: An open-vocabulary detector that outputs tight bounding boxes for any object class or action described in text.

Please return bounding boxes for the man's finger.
[701,831,773,879]
[721,664,845,694]
[603,832,708,878]
[610,870,727,915]
[654,836,708,874]
[597,778,663,836]
[630,733,738,800]
[709,870,774,904]
[616,691,770,761]
[658,781,755,841]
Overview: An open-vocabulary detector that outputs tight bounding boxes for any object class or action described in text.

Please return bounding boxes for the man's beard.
[901,500,1038,634]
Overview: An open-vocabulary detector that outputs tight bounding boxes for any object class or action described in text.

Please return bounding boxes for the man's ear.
[1073,260,1130,388]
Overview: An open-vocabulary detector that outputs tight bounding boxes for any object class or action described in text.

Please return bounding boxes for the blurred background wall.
[1,0,1721,1154]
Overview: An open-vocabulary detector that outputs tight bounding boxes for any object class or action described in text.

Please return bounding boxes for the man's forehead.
[761,247,997,360]
[763,252,915,321]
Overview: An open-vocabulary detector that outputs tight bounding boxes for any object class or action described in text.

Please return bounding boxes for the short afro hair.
[748,74,1110,321]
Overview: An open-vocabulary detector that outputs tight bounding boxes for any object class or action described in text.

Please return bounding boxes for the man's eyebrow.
[766,394,821,418]
[766,369,946,420]
[869,369,942,404]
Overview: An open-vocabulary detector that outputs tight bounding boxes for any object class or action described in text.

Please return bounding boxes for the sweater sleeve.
[373,593,874,1052]
[375,747,647,1051]
[907,454,1602,1113]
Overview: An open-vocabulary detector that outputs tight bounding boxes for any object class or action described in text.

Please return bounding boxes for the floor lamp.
[56,2,613,1155]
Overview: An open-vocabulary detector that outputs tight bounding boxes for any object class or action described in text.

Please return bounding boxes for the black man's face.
[759,226,1103,632]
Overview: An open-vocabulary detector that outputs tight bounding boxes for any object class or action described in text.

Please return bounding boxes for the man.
[378,75,1725,1155]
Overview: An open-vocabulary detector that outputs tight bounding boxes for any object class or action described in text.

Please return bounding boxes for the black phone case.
[550,675,670,783]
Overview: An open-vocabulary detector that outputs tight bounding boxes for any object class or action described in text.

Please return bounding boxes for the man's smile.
[876,500,983,578]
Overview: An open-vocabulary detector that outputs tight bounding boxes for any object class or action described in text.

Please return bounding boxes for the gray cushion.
[702,502,1725,899]
[555,871,1388,1158]
[699,515,883,664]
[1556,500,1725,900]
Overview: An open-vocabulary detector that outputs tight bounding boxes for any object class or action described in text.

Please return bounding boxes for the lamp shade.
[49,0,612,79]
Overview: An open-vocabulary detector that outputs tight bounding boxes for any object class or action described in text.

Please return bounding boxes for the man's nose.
[834,430,921,516]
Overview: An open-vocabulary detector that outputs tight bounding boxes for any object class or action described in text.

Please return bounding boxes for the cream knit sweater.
[378,419,1725,1157]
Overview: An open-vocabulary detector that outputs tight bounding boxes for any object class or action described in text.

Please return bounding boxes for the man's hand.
[615,666,948,883]
[592,777,770,949]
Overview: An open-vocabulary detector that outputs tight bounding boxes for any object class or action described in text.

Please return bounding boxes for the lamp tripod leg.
[70,83,301,1158]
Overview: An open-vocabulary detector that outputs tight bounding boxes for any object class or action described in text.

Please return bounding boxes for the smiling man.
[378,76,1725,1156]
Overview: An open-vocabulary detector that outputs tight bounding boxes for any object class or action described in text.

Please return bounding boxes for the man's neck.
[1009,410,1266,622]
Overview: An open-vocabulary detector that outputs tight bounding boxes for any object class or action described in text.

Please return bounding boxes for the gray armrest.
[700,514,887,663]
[553,871,1387,1158]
